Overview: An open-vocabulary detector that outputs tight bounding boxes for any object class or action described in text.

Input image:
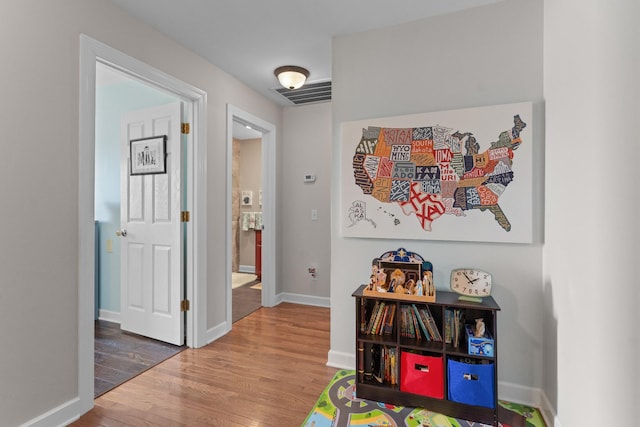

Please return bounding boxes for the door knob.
[116,229,128,237]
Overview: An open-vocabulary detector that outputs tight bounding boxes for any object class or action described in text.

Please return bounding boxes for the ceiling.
[109,0,502,107]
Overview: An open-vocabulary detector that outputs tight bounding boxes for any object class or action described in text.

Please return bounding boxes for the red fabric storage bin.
[400,352,444,399]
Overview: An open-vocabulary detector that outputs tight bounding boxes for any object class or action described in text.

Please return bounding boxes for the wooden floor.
[232,280,262,323]
[72,303,338,426]
[94,321,186,397]
[93,281,261,398]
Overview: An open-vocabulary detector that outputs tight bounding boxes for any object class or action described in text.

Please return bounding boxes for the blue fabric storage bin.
[447,359,495,408]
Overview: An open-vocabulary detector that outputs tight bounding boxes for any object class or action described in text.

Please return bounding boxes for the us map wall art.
[341,102,533,243]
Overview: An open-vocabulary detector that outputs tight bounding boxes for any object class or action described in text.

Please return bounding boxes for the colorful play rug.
[302,370,546,427]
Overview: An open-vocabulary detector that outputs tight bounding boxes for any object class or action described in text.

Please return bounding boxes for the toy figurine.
[405,279,416,295]
[423,271,435,297]
[389,269,405,293]
[376,268,387,291]
[368,265,378,291]
[474,318,486,338]
[415,279,423,296]
[387,278,396,292]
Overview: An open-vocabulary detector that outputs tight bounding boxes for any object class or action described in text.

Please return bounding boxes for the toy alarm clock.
[450,268,492,302]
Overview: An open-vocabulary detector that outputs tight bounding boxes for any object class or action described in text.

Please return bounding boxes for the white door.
[119,102,184,345]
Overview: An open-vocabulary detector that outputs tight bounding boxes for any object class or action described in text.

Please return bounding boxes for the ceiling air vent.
[275,80,331,105]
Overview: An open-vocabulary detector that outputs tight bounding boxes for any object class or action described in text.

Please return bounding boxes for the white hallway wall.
[543,0,639,425]
[330,0,545,405]
[281,102,332,303]
[0,0,282,425]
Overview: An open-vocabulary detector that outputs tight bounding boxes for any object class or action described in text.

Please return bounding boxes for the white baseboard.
[278,292,330,308]
[540,390,559,427]
[19,397,81,427]
[205,320,231,345]
[98,309,120,324]
[498,379,541,407]
[499,381,558,426]
[238,265,255,274]
[327,349,355,370]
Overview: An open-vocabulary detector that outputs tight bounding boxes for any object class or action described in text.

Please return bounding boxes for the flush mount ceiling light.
[274,65,309,90]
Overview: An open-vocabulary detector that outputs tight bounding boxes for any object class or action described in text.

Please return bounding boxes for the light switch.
[311,209,318,221]
[106,239,113,253]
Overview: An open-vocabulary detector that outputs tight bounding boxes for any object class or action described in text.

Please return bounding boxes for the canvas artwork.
[341,102,533,243]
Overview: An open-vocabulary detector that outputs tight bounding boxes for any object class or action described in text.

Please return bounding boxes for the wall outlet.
[308,267,317,280]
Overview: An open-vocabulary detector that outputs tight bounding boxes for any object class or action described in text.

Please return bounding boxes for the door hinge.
[181,123,190,134]
[181,211,190,222]
[181,299,190,312]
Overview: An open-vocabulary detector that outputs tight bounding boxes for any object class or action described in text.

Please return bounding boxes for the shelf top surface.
[353,284,500,311]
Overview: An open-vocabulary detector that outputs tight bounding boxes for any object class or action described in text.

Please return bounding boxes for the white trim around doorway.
[78,34,208,415]
[226,105,277,329]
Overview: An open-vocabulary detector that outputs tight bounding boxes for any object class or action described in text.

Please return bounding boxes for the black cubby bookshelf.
[353,285,501,426]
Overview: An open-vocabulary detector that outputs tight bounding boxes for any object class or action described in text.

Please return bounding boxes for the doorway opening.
[231,121,263,322]
[79,34,208,413]
[93,63,187,396]
[226,105,277,329]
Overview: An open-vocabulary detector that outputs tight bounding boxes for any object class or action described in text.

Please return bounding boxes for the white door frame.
[79,34,208,413]
[226,105,277,322]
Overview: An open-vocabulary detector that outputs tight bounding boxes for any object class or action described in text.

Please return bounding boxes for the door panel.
[120,102,184,345]
[152,244,172,314]
[127,243,145,309]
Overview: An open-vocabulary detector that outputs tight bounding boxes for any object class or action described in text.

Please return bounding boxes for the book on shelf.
[376,302,388,334]
[364,301,395,336]
[400,305,416,339]
[371,303,383,335]
[416,305,434,340]
[400,305,413,339]
[377,304,389,335]
[445,308,464,347]
[412,304,430,340]
[412,307,423,340]
[370,344,397,386]
[423,304,442,341]
[364,301,379,334]
[387,346,397,385]
[400,304,442,341]
[367,301,383,334]
[382,304,396,335]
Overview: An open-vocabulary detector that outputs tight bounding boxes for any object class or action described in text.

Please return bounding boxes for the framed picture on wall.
[241,190,253,206]
[130,135,167,175]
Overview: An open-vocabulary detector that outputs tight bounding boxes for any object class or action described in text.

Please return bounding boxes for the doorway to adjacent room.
[231,122,263,322]
[79,34,208,411]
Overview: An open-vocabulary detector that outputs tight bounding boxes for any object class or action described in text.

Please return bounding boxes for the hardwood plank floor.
[94,320,186,397]
[72,303,338,427]
[232,281,262,323]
